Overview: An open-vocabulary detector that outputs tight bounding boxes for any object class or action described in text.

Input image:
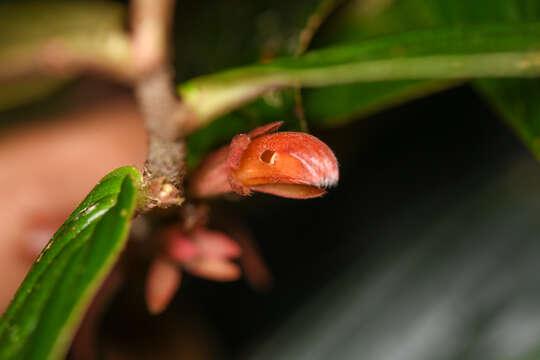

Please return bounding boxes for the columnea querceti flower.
[146,124,339,314]
[190,122,339,199]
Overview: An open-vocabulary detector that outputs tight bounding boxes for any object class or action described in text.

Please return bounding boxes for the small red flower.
[145,220,273,314]
[190,122,339,199]
[145,226,241,314]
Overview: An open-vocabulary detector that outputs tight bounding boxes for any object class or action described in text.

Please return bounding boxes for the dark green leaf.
[305,0,540,127]
[180,22,540,129]
[0,166,142,360]
[475,79,540,159]
[303,80,455,127]
[173,0,340,81]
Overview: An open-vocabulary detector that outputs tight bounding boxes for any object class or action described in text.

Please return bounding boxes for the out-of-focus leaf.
[0,77,68,113]
[303,80,455,127]
[180,22,540,129]
[314,0,540,47]
[0,1,132,111]
[305,0,540,128]
[173,0,341,81]
[475,79,540,160]
[0,166,142,360]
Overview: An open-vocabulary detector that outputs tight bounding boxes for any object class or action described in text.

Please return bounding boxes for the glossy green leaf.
[0,166,142,360]
[180,22,540,129]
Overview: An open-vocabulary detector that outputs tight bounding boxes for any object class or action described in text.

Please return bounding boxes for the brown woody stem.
[131,0,186,208]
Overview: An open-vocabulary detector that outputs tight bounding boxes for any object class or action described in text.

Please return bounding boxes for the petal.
[166,228,200,262]
[250,183,326,199]
[231,132,338,198]
[145,257,182,315]
[189,147,232,198]
[191,227,242,259]
[228,122,283,172]
[247,121,283,138]
[185,258,241,282]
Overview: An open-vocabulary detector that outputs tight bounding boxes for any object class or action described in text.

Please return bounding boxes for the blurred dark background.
[101,84,540,359]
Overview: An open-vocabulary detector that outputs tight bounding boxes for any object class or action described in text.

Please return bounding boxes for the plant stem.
[131,0,186,207]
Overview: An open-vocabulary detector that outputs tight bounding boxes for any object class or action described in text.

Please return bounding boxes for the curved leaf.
[308,0,540,157]
[475,79,540,160]
[179,22,540,129]
[305,0,540,127]
[173,0,341,81]
[0,166,142,360]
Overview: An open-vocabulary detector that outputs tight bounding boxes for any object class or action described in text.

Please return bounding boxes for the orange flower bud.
[190,122,338,199]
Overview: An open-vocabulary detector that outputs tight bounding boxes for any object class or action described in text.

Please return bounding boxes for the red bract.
[190,122,339,199]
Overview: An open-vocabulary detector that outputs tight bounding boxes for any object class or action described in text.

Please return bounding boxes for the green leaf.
[0,77,68,114]
[308,0,540,157]
[0,1,131,111]
[303,80,456,127]
[173,0,342,81]
[474,79,540,159]
[180,22,540,129]
[313,0,540,46]
[0,166,142,360]
[303,0,540,127]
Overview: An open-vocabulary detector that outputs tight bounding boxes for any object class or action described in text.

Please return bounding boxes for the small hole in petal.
[260,150,277,164]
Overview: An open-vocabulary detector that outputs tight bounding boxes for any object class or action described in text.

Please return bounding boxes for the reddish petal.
[145,257,182,315]
[185,258,241,282]
[167,231,200,262]
[231,132,338,198]
[189,147,233,198]
[233,228,273,291]
[228,122,283,172]
[250,183,326,199]
[227,134,251,171]
[191,227,242,259]
[247,121,283,138]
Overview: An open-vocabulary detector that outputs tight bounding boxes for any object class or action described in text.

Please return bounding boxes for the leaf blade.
[474,79,540,159]
[179,22,540,128]
[0,166,142,360]
[304,0,540,127]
